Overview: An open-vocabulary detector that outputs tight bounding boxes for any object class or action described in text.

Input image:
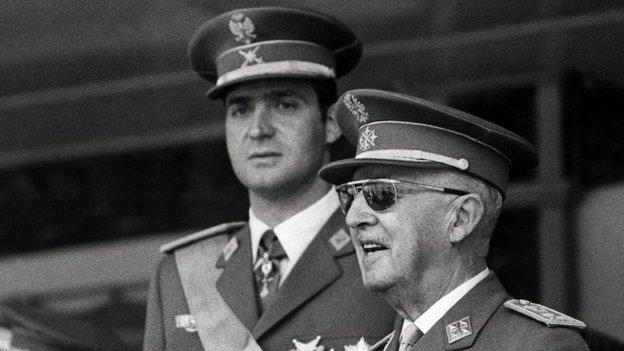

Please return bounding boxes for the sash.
[175,237,263,351]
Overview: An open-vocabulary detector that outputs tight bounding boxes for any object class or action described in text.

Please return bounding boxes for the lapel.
[414,272,509,351]
[215,225,260,331]
[251,209,351,338]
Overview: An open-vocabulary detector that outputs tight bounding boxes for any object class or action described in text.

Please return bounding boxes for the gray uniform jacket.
[383,272,589,351]
[143,209,396,350]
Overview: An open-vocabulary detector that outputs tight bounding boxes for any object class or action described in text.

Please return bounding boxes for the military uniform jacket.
[143,209,396,351]
[383,273,589,351]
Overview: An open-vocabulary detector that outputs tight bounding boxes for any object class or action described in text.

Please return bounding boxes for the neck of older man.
[386,257,487,322]
[249,174,332,228]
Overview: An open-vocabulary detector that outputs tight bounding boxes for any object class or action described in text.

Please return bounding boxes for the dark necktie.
[253,229,287,313]
[398,323,423,351]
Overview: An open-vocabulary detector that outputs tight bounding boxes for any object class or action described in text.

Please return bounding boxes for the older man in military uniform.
[143,7,395,351]
[319,89,590,351]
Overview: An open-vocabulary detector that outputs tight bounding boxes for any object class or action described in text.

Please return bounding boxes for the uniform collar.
[249,189,339,263]
[405,268,490,335]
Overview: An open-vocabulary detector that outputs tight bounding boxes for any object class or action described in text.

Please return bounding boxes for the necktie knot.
[259,229,287,260]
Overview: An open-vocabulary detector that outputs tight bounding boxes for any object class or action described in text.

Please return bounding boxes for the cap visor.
[207,72,335,99]
[319,158,444,185]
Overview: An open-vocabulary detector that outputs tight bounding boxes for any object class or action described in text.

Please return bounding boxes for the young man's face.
[344,166,458,297]
[224,79,333,195]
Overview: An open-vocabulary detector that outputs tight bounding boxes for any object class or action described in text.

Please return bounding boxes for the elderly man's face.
[345,165,457,294]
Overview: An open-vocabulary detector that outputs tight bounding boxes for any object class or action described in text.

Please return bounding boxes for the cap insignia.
[175,314,197,333]
[504,299,587,329]
[445,316,472,344]
[343,93,369,123]
[358,126,378,151]
[238,46,263,67]
[229,13,257,44]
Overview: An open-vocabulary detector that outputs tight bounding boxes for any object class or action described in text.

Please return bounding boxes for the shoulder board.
[159,221,246,254]
[504,299,586,329]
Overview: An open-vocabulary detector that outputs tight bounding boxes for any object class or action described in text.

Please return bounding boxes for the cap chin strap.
[356,149,470,170]
[216,60,335,86]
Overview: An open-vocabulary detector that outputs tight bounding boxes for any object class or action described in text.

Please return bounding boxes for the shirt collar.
[404,268,490,334]
[249,189,339,262]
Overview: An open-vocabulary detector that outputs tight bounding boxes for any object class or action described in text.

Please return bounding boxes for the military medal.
[257,252,275,298]
[290,336,324,351]
[344,337,371,351]
[261,256,273,275]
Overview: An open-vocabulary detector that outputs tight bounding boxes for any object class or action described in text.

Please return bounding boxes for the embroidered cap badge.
[343,93,369,123]
[358,126,378,151]
[229,13,257,44]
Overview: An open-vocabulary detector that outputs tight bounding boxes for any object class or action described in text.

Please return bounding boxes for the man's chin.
[362,274,393,293]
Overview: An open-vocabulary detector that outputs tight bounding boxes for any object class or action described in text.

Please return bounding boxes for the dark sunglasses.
[335,178,469,214]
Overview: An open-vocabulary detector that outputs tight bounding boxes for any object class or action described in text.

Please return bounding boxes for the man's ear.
[325,104,342,144]
[449,194,485,243]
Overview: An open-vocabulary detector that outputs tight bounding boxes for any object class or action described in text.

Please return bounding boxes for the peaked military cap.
[319,89,538,195]
[188,6,362,98]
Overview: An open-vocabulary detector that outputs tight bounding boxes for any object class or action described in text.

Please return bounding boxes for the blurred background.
[1,0,623,349]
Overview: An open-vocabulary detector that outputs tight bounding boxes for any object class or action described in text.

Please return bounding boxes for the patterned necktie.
[253,229,287,313]
[398,323,423,351]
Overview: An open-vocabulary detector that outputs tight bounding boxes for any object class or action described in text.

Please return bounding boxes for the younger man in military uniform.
[143,8,395,351]
[319,89,589,351]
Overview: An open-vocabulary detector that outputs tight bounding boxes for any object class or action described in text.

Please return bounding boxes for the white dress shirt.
[249,189,340,282]
[402,268,490,335]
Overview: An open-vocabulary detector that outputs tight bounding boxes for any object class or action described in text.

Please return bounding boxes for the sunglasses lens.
[362,182,397,212]
[336,185,356,214]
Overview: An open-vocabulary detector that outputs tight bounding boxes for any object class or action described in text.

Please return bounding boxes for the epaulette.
[159,221,246,254]
[504,299,586,329]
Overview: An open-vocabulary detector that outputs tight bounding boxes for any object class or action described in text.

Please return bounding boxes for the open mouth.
[362,242,389,254]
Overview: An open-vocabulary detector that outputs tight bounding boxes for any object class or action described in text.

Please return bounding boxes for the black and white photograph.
[1,1,623,350]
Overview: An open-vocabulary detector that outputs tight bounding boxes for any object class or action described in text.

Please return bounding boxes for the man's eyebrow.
[225,95,249,105]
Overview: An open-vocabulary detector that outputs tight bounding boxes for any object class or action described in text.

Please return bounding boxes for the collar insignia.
[175,314,197,332]
[445,316,472,344]
[290,336,324,351]
[328,229,350,252]
[343,93,369,123]
[221,236,239,263]
[229,13,256,44]
[358,126,378,151]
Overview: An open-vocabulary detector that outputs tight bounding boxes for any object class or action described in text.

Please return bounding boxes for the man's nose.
[247,104,275,139]
[345,192,378,229]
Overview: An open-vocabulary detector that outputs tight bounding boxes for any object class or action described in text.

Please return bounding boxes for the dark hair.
[310,79,337,122]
